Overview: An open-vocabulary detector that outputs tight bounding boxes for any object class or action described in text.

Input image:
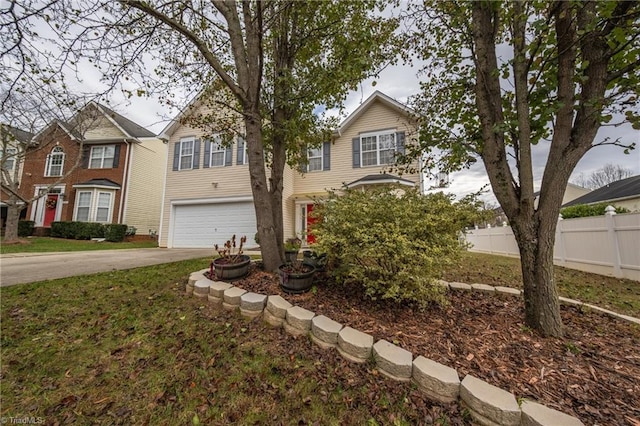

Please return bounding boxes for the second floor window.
[0,147,17,171]
[45,146,65,177]
[361,131,396,167]
[208,138,225,167]
[90,145,116,168]
[308,147,323,172]
[180,138,194,170]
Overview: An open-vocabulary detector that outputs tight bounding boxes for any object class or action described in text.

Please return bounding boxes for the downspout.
[118,139,132,224]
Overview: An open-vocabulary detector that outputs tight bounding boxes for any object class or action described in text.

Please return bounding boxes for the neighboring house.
[533,182,592,209]
[562,174,640,211]
[19,102,166,234]
[1,125,34,230]
[158,90,423,248]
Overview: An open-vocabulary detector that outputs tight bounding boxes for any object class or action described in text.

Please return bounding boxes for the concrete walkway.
[0,248,215,287]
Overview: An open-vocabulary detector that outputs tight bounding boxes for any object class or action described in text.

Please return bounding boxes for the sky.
[111,59,639,205]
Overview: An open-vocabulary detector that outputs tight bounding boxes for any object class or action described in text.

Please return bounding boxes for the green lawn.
[0,259,465,425]
[0,237,158,254]
[444,251,640,317]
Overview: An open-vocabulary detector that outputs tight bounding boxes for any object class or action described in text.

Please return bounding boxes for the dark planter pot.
[278,264,316,294]
[284,250,299,264]
[212,255,251,280]
[302,251,327,272]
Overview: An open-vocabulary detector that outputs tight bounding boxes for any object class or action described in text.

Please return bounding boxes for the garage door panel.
[171,202,257,248]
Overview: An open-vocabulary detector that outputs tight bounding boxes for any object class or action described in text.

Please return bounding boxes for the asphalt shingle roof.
[562,175,640,207]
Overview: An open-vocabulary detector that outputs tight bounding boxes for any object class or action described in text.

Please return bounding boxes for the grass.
[1,250,637,424]
[443,251,640,317]
[0,237,158,254]
[0,258,462,425]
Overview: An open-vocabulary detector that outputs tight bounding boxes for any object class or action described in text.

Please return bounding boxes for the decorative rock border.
[185,270,640,426]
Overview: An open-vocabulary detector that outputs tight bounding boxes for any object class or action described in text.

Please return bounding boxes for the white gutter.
[118,139,132,223]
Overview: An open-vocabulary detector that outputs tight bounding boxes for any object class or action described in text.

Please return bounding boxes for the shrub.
[314,187,473,307]
[104,224,128,242]
[560,202,630,219]
[17,220,35,237]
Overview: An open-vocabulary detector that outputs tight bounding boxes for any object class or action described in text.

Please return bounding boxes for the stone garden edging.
[186,269,639,426]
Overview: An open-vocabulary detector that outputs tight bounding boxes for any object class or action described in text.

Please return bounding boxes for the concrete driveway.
[0,248,214,287]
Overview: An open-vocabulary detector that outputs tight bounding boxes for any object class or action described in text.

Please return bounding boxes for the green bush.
[51,221,105,239]
[104,224,128,242]
[314,187,473,307]
[51,221,77,239]
[17,220,35,237]
[560,202,630,219]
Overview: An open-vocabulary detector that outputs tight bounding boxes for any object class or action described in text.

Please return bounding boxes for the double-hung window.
[45,146,65,176]
[74,190,114,222]
[307,147,323,172]
[361,131,396,167]
[179,138,194,170]
[1,147,17,171]
[89,145,116,168]
[208,137,225,167]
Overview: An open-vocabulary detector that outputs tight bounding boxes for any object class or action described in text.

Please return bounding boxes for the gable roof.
[333,91,416,137]
[2,124,34,144]
[90,102,156,138]
[562,175,640,207]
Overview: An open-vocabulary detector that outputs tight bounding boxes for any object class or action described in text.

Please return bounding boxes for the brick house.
[19,102,166,235]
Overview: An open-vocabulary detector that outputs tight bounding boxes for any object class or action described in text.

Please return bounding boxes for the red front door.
[306,203,318,245]
[43,194,59,227]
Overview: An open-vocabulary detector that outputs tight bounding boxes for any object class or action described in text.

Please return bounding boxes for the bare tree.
[573,163,634,190]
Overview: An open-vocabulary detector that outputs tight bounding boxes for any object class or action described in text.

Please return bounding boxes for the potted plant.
[211,235,251,280]
[278,260,316,294]
[284,237,302,264]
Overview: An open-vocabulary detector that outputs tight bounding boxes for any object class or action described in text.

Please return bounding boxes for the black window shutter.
[352,137,360,168]
[203,140,211,168]
[396,132,406,155]
[323,142,331,171]
[225,145,233,166]
[113,144,121,168]
[298,145,308,173]
[172,142,180,170]
[82,145,90,168]
[237,137,245,165]
[193,139,200,169]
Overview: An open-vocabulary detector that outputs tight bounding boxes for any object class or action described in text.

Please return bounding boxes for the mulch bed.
[217,264,640,426]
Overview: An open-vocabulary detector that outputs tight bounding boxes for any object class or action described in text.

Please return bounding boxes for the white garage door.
[171,201,257,248]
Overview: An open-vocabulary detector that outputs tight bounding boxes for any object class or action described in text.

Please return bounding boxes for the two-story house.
[19,102,166,235]
[158,91,423,248]
[1,125,34,231]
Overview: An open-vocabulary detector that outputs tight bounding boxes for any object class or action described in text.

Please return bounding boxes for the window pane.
[361,136,377,151]
[308,158,322,171]
[379,149,395,165]
[76,192,91,222]
[103,146,115,168]
[179,140,194,170]
[379,133,395,150]
[96,193,111,222]
[362,152,377,166]
[210,141,225,167]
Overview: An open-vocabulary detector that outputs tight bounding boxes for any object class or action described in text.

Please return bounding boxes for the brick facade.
[19,125,128,225]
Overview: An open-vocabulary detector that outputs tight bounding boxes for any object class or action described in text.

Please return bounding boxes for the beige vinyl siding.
[83,115,128,140]
[124,138,167,233]
[159,103,250,247]
[293,100,420,195]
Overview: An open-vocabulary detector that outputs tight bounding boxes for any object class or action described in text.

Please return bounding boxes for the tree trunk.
[511,214,563,337]
[4,198,23,242]
[244,110,283,272]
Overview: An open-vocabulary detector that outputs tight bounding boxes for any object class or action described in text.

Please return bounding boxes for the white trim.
[307,146,323,172]
[73,188,116,223]
[88,144,116,169]
[170,195,253,206]
[359,129,396,167]
[120,140,132,224]
[91,102,133,139]
[73,184,120,190]
[334,91,415,137]
[45,146,65,177]
[178,137,195,170]
[346,178,415,189]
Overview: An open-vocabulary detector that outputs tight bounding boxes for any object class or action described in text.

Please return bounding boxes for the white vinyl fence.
[464,207,640,281]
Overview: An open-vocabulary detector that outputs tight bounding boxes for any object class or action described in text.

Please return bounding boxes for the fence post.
[555,214,566,265]
[605,205,623,278]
